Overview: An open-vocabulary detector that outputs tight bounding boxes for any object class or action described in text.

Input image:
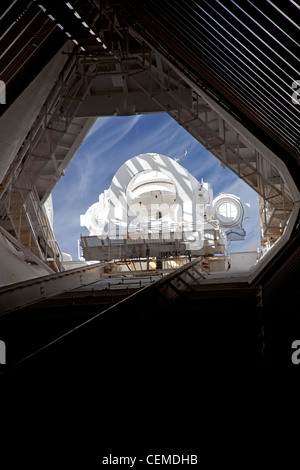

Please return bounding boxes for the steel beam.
[0,261,110,315]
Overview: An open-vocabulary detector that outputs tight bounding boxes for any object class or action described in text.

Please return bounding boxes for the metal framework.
[0,260,110,314]
[0,53,96,271]
[0,254,209,314]
[95,42,294,246]
[0,0,298,274]
[0,253,208,314]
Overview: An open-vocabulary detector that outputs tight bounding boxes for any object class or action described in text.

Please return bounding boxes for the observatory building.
[80,153,249,270]
[0,2,299,439]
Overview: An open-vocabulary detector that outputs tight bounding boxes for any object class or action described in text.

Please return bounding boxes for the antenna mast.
[174,146,188,164]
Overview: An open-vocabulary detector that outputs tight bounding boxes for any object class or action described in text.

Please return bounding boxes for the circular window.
[214,196,243,227]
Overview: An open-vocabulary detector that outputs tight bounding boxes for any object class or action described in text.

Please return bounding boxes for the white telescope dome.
[80,153,249,252]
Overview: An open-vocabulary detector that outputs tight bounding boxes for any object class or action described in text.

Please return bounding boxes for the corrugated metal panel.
[114,0,300,176]
[0,0,67,114]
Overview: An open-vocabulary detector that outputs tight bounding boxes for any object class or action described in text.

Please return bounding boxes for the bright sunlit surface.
[216,201,240,225]
[52,114,261,260]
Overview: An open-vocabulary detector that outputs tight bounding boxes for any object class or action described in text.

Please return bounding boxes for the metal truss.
[0,254,206,315]
[0,53,96,271]
[75,22,295,249]
[0,5,297,274]
[155,257,208,301]
[127,48,294,247]
[0,260,111,315]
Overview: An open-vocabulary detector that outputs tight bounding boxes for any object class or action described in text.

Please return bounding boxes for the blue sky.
[52,113,261,260]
